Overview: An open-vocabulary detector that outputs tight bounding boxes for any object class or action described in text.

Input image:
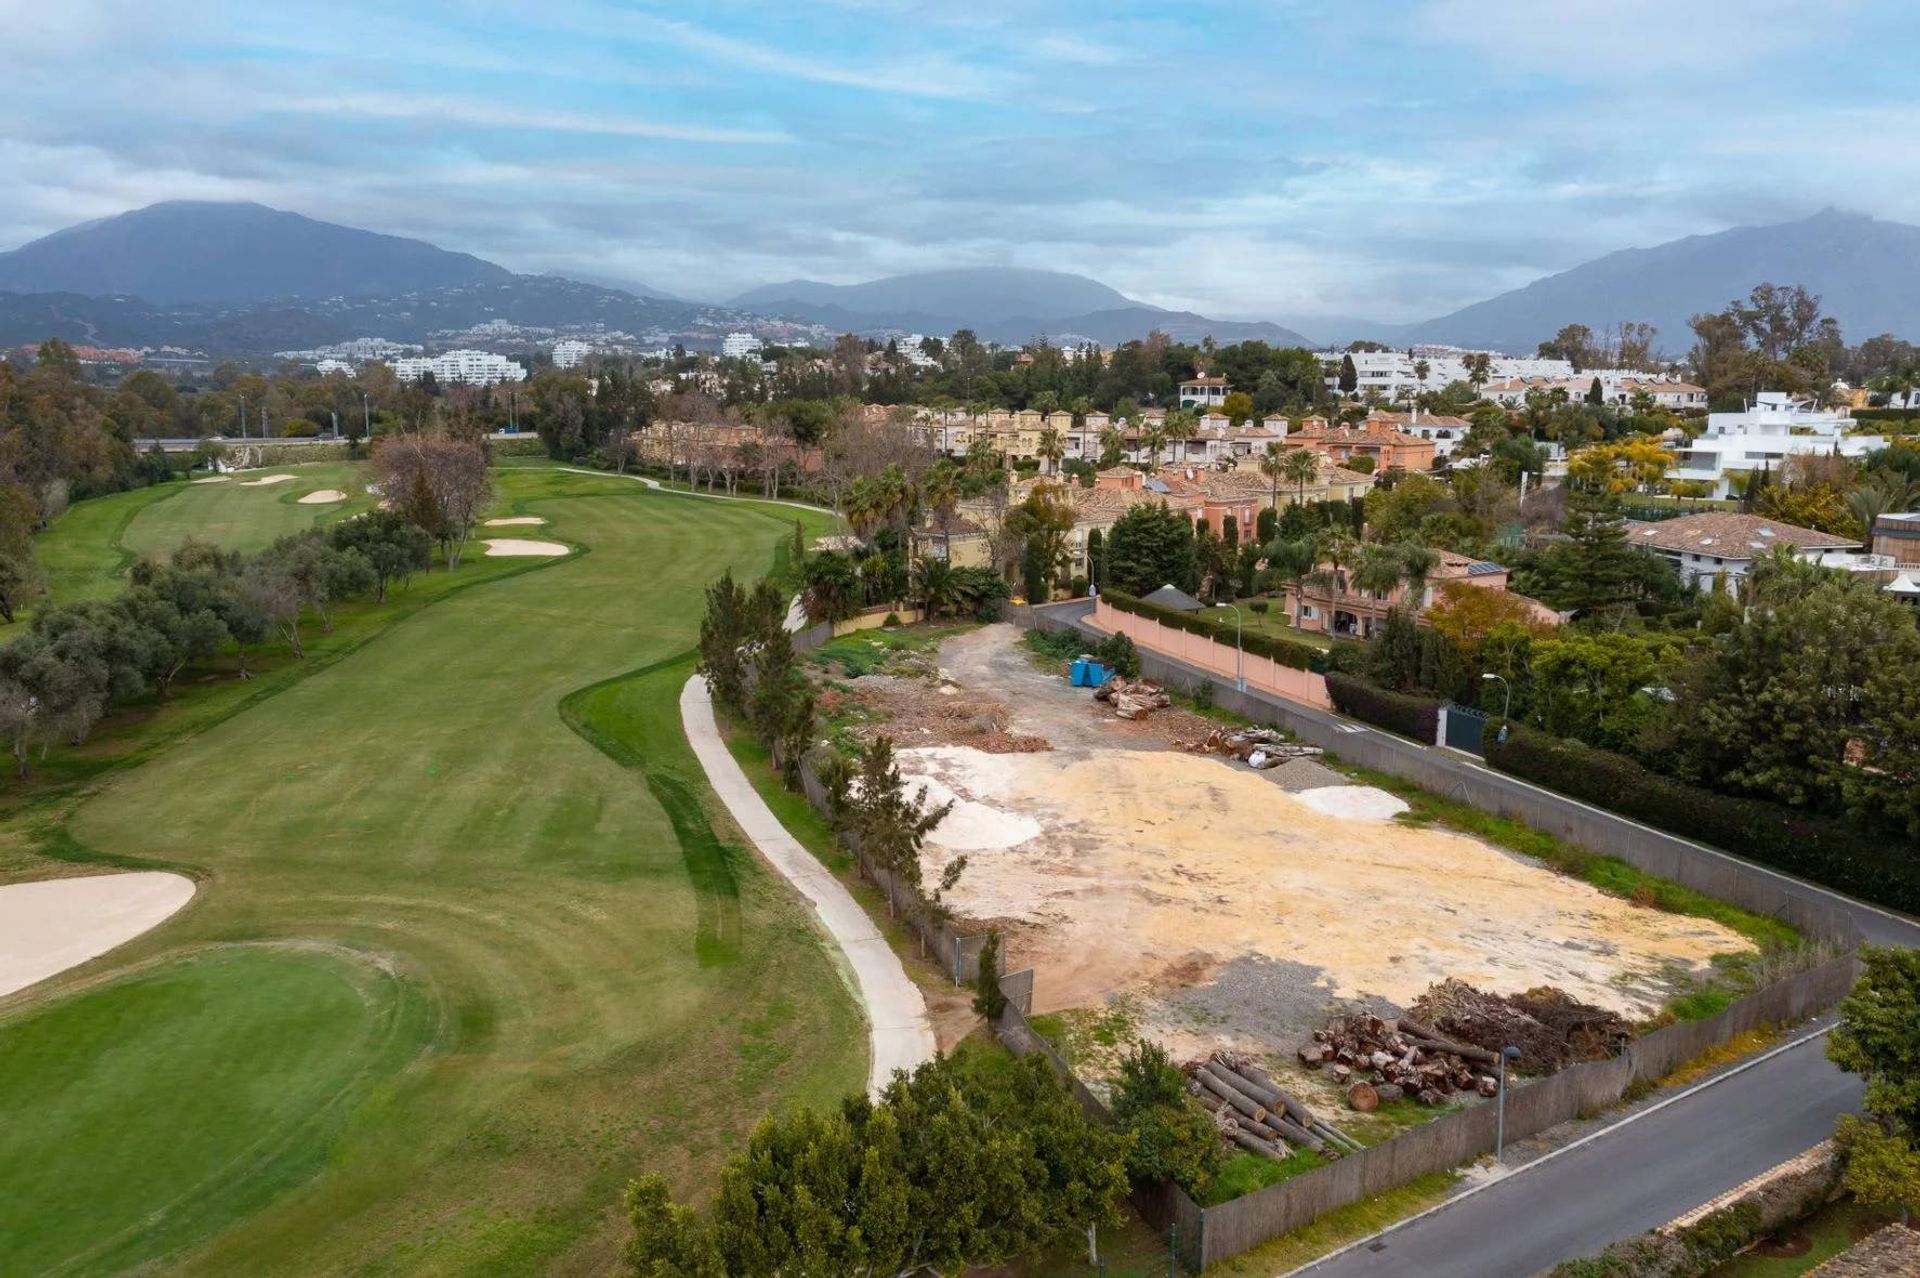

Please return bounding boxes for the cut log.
[1375,1083,1406,1104]
[1346,1082,1379,1112]
[1477,1075,1499,1097]
[1263,1113,1329,1155]
[1231,1061,1321,1130]
[1298,1044,1328,1068]
[1194,1069,1267,1126]
[1226,1125,1290,1161]
[1398,1016,1501,1066]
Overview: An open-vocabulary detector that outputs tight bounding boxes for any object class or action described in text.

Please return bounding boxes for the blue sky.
[3,0,1916,320]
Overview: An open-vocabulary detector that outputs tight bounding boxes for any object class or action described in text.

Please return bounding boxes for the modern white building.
[389,349,528,386]
[720,332,764,359]
[1668,392,1887,498]
[1327,350,1583,400]
[553,339,593,369]
[314,358,354,376]
[1481,375,1707,411]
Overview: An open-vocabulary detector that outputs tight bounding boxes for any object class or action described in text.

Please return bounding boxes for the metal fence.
[1441,703,1488,754]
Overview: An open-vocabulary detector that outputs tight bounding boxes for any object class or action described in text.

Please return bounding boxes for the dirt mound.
[1410,978,1635,1073]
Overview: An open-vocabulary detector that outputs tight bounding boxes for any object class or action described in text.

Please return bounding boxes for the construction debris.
[1183,1052,1363,1161]
[1181,726,1325,768]
[1301,1012,1505,1110]
[1410,979,1635,1074]
[1093,676,1171,720]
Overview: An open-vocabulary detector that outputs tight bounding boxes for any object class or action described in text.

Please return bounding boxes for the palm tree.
[1037,425,1065,476]
[1349,543,1406,602]
[1281,448,1320,508]
[1259,441,1287,514]
[841,475,885,541]
[1395,541,1441,611]
[921,459,961,560]
[1098,423,1124,469]
[1142,420,1171,470]
[1267,534,1320,630]
[1848,473,1919,538]
[913,556,958,619]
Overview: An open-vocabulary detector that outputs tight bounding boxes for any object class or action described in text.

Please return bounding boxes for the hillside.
[0,202,512,305]
[1399,209,1920,352]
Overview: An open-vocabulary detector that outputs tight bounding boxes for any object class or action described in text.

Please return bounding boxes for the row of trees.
[0,512,430,775]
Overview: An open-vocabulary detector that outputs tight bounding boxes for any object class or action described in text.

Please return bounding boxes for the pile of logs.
[1298,1013,1506,1111]
[1181,726,1324,769]
[1410,979,1633,1074]
[1183,1052,1364,1162]
[1093,676,1171,720]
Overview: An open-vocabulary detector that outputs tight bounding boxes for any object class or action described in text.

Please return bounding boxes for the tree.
[1104,503,1197,596]
[849,735,952,912]
[1424,581,1556,663]
[1834,1115,1920,1225]
[0,483,42,622]
[1266,534,1320,629]
[697,572,752,713]
[1566,438,1675,495]
[1829,948,1920,1134]
[372,433,493,568]
[1037,425,1065,476]
[1110,1039,1220,1195]
[329,509,432,602]
[973,928,1007,1020]
[1004,482,1076,599]
[1538,323,1597,371]
[1338,353,1358,394]
[1848,655,1920,840]
[1280,448,1319,508]
[1220,390,1255,428]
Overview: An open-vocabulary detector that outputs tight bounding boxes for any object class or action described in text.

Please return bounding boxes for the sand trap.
[298,489,346,504]
[190,476,231,485]
[484,516,547,527]
[481,538,568,557]
[1292,785,1410,822]
[908,746,1750,1020]
[0,872,196,997]
[240,474,295,487]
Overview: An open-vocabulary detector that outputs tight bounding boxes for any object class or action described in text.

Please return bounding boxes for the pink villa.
[1281,550,1562,639]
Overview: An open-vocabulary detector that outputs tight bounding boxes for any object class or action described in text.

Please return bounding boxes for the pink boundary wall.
[1087,597,1333,710]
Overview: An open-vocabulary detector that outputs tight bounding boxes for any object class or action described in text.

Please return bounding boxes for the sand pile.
[298,489,346,504]
[240,474,295,486]
[484,516,547,526]
[0,872,196,996]
[191,476,231,485]
[481,538,567,557]
[909,745,1750,1022]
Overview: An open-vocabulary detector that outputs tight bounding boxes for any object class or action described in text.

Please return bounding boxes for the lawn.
[0,467,864,1274]
[1711,1198,1903,1276]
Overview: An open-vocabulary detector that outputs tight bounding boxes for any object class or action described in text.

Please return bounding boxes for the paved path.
[679,675,936,1094]
[1293,1029,1860,1277]
[556,467,833,516]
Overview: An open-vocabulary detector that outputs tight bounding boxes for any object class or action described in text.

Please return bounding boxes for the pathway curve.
[555,467,831,516]
[679,675,935,1094]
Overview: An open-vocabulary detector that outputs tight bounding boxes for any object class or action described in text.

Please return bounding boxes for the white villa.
[1668,393,1888,499]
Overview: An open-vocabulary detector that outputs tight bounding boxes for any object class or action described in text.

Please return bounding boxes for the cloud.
[266,92,791,145]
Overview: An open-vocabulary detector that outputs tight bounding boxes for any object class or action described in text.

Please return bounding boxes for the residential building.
[1870,511,1920,565]
[720,332,764,359]
[1667,393,1888,499]
[1287,416,1437,472]
[1178,376,1229,409]
[553,338,593,369]
[1625,512,1874,592]
[1282,549,1561,639]
[314,358,354,376]
[389,349,527,386]
[1329,350,1576,400]
[1480,375,1708,410]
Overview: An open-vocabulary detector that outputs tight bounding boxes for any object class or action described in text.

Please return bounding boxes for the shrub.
[1485,725,1920,913]
[1248,599,1269,614]
[1102,590,1325,671]
[1095,632,1140,679]
[1110,1040,1221,1195]
[1326,672,1442,740]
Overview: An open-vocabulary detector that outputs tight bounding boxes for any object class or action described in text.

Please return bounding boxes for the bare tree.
[373,434,494,569]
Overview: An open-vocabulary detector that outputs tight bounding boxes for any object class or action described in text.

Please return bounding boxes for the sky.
[2,0,1918,322]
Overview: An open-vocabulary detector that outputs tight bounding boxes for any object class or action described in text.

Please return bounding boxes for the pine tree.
[973,928,1007,1020]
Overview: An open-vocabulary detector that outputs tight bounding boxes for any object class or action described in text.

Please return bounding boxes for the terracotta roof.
[1628,512,1860,556]
[1070,486,1198,516]
[1182,376,1227,386]
[1292,420,1429,447]
[1807,1223,1920,1276]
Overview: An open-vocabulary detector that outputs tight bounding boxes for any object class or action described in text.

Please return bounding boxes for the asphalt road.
[1296,1029,1862,1278]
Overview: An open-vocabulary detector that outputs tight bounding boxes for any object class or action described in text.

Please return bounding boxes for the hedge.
[1324,673,1442,741]
[1102,590,1327,671]
[1847,407,1920,426]
[1485,724,1920,914]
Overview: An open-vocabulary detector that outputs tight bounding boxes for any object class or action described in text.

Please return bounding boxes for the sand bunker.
[908,746,1749,1021]
[484,516,547,526]
[0,872,196,997]
[481,538,568,557]
[240,474,295,487]
[298,489,346,504]
[191,476,231,485]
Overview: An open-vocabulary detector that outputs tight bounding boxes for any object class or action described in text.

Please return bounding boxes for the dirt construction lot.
[904,626,1751,1061]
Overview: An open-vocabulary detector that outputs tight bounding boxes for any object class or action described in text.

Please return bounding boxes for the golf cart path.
[0,871,195,998]
[680,675,935,1094]
[556,467,829,515]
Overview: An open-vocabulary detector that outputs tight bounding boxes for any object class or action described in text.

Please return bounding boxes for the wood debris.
[1410,979,1634,1074]
[1093,676,1171,720]
[1180,726,1324,768]
[1300,1012,1505,1110]
[1182,1052,1364,1162]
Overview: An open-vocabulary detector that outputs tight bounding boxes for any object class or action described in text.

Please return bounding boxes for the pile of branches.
[1411,979,1634,1074]
[1093,676,1170,720]
[1180,725,1324,768]
[1299,1013,1507,1111]
[1182,1052,1363,1161]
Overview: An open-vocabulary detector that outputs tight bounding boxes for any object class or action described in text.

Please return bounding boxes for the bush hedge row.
[1101,590,1327,671]
[1846,406,1920,426]
[1485,724,1920,914]
[1325,673,1442,741]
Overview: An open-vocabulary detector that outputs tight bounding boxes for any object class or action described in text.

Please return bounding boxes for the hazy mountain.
[545,269,687,303]
[1397,209,1920,353]
[0,201,512,305]
[729,266,1311,346]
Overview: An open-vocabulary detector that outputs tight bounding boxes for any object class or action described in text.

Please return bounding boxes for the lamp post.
[1482,671,1511,720]
[1495,1044,1522,1161]
[1216,602,1244,691]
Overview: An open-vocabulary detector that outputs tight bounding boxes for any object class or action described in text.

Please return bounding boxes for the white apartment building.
[720,332,764,359]
[1481,374,1707,410]
[314,358,354,376]
[1325,350,1582,400]
[553,339,593,369]
[389,349,528,386]
[1668,392,1888,499]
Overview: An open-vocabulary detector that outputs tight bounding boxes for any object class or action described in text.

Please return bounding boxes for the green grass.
[808,621,972,678]
[1199,1149,1331,1206]
[118,462,374,560]
[1208,1171,1462,1275]
[0,467,865,1273]
[0,945,431,1278]
[1711,1199,1903,1276]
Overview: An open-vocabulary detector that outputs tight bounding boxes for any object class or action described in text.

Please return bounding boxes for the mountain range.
[1,202,1917,356]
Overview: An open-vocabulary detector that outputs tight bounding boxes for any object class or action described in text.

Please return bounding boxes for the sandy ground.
[908,626,1751,1059]
[480,538,568,557]
[0,872,196,997]
[484,516,547,526]
[240,473,295,487]
[191,476,231,484]
[298,489,346,504]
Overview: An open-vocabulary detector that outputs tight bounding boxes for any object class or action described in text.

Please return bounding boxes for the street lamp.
[1215,602,1244,691]
[1481,671,1512,720]
[1495,1044,1523,1160]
